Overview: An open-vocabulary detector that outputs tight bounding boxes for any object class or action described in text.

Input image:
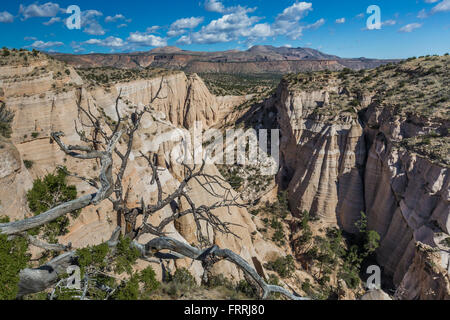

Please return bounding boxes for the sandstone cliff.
[273,56,449,298]
[0,51,286,288]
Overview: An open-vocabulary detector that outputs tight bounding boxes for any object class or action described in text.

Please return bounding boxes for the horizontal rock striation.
[273,61,449,297]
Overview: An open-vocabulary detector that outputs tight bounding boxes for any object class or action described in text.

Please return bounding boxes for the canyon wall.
[274,75,449,296]
[0,55,286,286]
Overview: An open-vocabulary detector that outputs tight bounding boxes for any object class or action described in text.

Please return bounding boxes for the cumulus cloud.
[180,2,321,45]
[399,23,423,33]
[418,9,428,19]
[203,0,250,14]
[19,2,61,20]
[335,18,345,24]
[382,19,397,26]
[29,40,64,50]
[43,17,61,26]
[272,2,314,39]
[305,18,325,30]
[81,10,105,35]
[431,0,450,13]
[128,32,167,47]
[170,17,203,30]
[0,11,14,23]
[146,26,160,33]
[168,17,204,37]
[418,0,450,18]
[105,14,131,23]
[177,7,260,44]
[204,0,226,13]
[84,36,126,48]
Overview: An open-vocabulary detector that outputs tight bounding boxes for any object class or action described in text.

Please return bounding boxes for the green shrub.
[139,267,160,295]
[114,236,141,275]
[76,243,110,277]
[113,274,140,300]
[265,255,296,278]
[172,268,196,288]
[236,279,258,298]
[26,167,79,243]
[206,274,234,289]
[23,160,34,169]
[0,233,30,299]
[0,102,14,138]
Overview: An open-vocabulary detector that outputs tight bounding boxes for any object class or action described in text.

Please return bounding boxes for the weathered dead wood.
[133,237,308,300]
[0,130,123,236]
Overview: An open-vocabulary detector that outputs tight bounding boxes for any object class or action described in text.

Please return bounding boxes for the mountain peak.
[149,46,183,54]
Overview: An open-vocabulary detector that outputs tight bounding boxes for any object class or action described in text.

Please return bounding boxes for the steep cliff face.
[86,72,246,130]
[276,83,365,232]
[274,56,449,297]
[395,243,450,300]
[0,52,286,287]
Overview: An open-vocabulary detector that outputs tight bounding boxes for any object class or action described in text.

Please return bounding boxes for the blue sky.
[0,0,449,58]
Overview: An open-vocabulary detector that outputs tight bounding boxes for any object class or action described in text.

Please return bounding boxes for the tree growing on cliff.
[0,83,306,301]
[0,102,14,138]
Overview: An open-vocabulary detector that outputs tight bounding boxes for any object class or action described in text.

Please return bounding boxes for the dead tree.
[0,81,307,300]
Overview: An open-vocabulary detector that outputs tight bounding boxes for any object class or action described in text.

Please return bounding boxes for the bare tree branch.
[134,237,308,300]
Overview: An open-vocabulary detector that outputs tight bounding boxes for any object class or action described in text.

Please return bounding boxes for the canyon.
[51,45,399,74]
[0,49,448,300]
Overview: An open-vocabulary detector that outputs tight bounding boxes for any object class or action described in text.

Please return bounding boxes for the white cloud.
[24,36,37,41]
[204,0,226,13]
[305,18,325,30]
[168,17,204,37]
[19,2,61,20]
[70,41,85,53]
[43,17,61,26]
[180,2,320,45]
[128,32,167,47]
[0,11,14,23]
[203,0,250,14]
[81,10,105,35]
[425,0,439,3]
[178,7,260,44]
[117,23,128,28]
[335,18,346,24]
[85,36,126,48]
[170,17,203,30]
[382,19,397,26]
[355,13,365,19]
[29,40,64,50]
[431,0,450,13]
[276,2,312,22]
[399,23,423,33]
[146,26,160,33]
[418,9,428,19]
[272,2,313,40]
[105,14,128,23]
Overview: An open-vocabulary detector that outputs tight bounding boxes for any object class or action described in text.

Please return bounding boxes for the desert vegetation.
[0,82,305,301]
[200,73,281,96]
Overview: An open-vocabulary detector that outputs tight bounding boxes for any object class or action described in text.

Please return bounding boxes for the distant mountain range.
[51,45,400,74]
